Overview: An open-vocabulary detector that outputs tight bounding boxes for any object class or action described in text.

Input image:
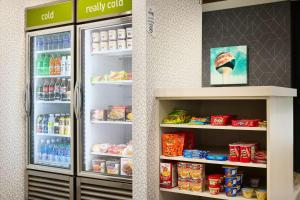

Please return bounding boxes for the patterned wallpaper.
[202,1,291,87]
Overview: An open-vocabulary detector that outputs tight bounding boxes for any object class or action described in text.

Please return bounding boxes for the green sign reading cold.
[77,0,132,21]
[26,0,73,30]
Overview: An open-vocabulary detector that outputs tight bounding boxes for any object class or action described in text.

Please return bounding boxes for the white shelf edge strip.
[160,124,267,131]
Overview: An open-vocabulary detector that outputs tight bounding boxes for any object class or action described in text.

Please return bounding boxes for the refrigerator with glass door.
[76,16,133,182]
[26,25,75,175]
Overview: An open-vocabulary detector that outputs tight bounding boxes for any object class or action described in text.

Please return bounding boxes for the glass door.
[78,17,133,180]
[27,26,74,174]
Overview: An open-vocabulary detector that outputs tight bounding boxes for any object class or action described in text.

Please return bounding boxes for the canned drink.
[91,32,100,42]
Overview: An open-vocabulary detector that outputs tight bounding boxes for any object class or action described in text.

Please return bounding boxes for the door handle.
[74,82,81,118]
[25,82,30,116]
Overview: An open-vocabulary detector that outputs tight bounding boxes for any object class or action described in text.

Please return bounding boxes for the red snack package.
[186,131,195,149]
[229,143,240,162]
[160,162,178,188]
[231,119,261,127]
[177,133,187,156]
[240,144,252,163]
[211,115,235,126]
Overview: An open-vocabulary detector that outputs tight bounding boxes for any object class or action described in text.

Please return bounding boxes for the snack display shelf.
[35,48,71,54]
[36,101,71,104]
[160,124,267,131]
[35,75,71,79]
[160,156,267,168]
[91,152,132,158]
[35,160,70,168]
[91,49,132,57]
[92,80,132,86]
[160,188,256,200]
[36,133,70,138]
[91,120,132,125]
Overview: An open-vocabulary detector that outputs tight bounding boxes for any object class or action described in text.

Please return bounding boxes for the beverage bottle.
[48,114,55,134]
[59,114,65,135]
[49,78,55,101]
[38,139,43,160]
[36,37,41,51]
[38,80,44,100]
[43,35,49,51]
[64,114,70,136]
[36,54,41,75]
[52,34,59,50]
[46,139,51,161]
[37,54,44,76]
[61,56,67,76]
[36,114,43,133]
[42,114,49,134]
[66,56,71,76]
[56,138,62,162]
[49,54,55,75]
[54,114,60,134]
[55,55,61,75]
[36,82,42,100]
[58,33,64,49]
[60,78,67,101]
[54,78,61,101]
[63,32,70,49]
[42,54,50,75]
[47,35,53,50]
[50,139,55,162]
[43,79,49,101]
[66,140,70,164]
[66,79,71,101]
[40,139,45,160]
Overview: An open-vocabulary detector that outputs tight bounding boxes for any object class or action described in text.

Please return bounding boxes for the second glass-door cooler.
[76,17,133,181]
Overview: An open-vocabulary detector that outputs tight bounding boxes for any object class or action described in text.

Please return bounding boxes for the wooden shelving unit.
[156,86,296,200]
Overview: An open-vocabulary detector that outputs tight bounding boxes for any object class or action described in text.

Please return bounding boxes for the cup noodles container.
[178,178,189,191]
[100,42,108,51]
[91,43,99,52]
[229,143,240,162]
[117,40,126,49]
[211,115,235,126]
[109,40,117,50]
[231,119,261,127]
[240,144,253,163]
[225,176,238,187]
[126,27,132,38]
[225,186,238,197]
[189,163,205,180]
[223,166,238,177]
[177,162,190,179]
[109,30,117,41]
[100,31,108,41]
[92,159,105,173]
[236,174,243,185]
[91,32,100,42]
[189,179,204,192]
[126,39,132,49]
[117,28,126,39]
[209,185,220,195]
[160,162,177,188]
[208,174,223,187]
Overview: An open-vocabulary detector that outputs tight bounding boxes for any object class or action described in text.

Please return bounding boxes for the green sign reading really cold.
[77,0,132,22]
[26,0,73,30]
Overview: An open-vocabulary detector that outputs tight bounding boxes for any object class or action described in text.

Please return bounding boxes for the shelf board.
[35,48,71,54]
[91,120,132,125]
[160,156,267,168]
[160,187,256,200]
[91,49,132,56]
[160,124,267,131]
[91,152,132,158]
[35,75,71,79]
[92,80,132,86]
[36,133,70,138]
[35,160,70,168]
[36,100,70,104]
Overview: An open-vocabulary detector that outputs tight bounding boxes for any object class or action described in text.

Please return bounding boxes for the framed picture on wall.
[210,45,248,86]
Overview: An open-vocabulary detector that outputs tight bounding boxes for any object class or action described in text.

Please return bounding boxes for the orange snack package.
[162,134,178,157]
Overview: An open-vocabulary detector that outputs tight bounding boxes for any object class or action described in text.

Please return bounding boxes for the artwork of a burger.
[210,45,248,85]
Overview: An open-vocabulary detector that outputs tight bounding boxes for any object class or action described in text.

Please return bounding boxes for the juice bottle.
[48,114,55,134]
[54,114,60,134]
[54,78,61,100]
[49,78,55,101]
[43,79,49,101]
[59,114,65,135]
[55,55,61,75]
[61,56,67,76]
[60,78,67,101]
[64,114,70,136]
[49,54,55,75]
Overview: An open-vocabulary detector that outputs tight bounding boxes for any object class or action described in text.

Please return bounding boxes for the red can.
[240,144,252,163]
[229,143,240,162]
[208,174,224,187]
[211,115,235,126]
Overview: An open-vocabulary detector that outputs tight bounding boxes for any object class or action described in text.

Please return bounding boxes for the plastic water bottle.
[41,139,47,160]
[63,32,70,49]
[66,142,70,164]
[47,139,53,161]
[52,34,59,50]
[58,33,64,49]
[38,139,43,160]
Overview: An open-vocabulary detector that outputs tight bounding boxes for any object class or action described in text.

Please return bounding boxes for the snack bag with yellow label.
[160,162,178,188]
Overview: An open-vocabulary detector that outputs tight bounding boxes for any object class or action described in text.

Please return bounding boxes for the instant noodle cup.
[242,188,254,199]
[236,174,243,185]
[256,189,267,200]
[229,143,240,162]
[189,179,204,192]
[223,166,238,177]
[178,178,189,191]
[240,144,252,163]
[208,174,223,187]
[209,185,220,195]
[189,163,205,179]
[177,162,190,179]
[225,177,238,187]
[225,186,238,197]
